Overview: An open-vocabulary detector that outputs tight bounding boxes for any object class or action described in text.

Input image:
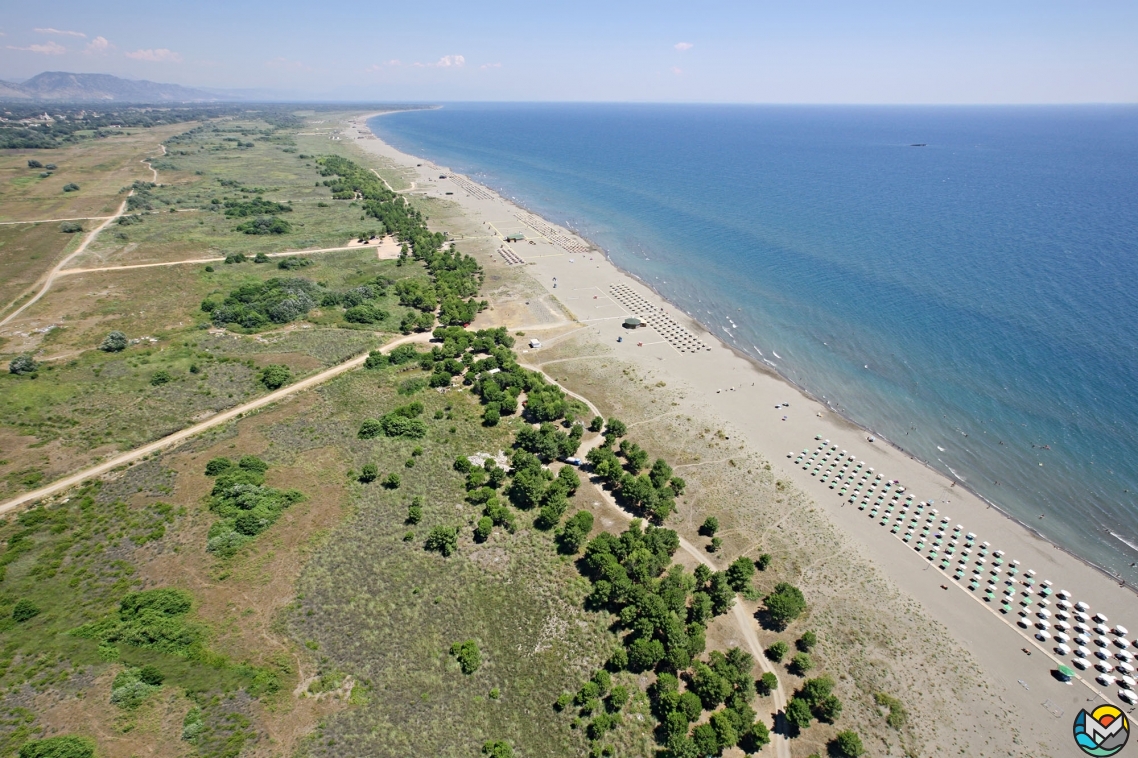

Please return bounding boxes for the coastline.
[349,111,1138,744]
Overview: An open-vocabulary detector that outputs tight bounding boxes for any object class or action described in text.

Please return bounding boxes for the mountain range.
[0,72,221,102]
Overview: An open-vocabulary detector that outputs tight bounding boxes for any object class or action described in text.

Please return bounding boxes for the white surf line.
[0,216,115,226]
[806,441,1122,707]
[0,332,430,516]
[56,245,361,276]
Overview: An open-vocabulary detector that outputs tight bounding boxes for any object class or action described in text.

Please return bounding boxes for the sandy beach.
[348,112,1138,755]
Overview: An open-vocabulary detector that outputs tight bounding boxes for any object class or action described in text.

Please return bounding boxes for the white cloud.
[674,42,693,51]
[126,48,182,62]
[84,36,111,53]
[480,62,502,70]
[35,28,86,38]
[7,41,66,55]
[435,54,464,68]
[671,66,683,75]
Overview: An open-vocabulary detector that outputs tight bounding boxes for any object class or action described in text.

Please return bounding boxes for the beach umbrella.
[1056,612,1070,621]
[1098,674,1117,686]
[1039,609,1053,618]
[1036,631,1051,641]
[994,550,1004,558]
[1055,633,1071,643]
[1116,625,1130,636]
[981,541,990,548]
[1123,676,1138,689]
[1075,613,1091,623]
[1095,613,1109,623]
[967,533,977,540]
[1056,621,1071,631]
[1076,647,1090,658]
[1098,636,1112,647]
[1026,569,1036,577]
[1095,625,1110,635]
[1117,662,1135,674]
[1056,644,1072,656]
[1118,651,1134,662]
[1076,602,1090,611]
[1056,600,1070,610]
[1039,598,1051,606]
[1037,621,1051,630]
[1121,689,1138,703]
[1118,639,1133,649]
[1097,662,1115,674]
[1058,589,1071,599]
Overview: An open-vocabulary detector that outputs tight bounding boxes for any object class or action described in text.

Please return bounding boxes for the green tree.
[425,526,458,556]
[797,631,817,651]
[8,355,37,375]
[789,653,813,675]
[150,370,172,386]
[259,364,291,389]
[474,516,493,542]
[764,641,788,663]
[816,694,842,723]
[755,553,772,570]
[138,665,165,686]
[382,473,401,489]
[757,671,778,695]
[589,415,604,432]
[99,331,128,352]
[483,405,500,426]
[451,639,481,674]
[831,731,865,757]
[699,517,719,537]
[608,685,629,711]
[558,510,594,554]
[764,582,806,629]
[358,464,378,483]
[785,697,813,731]
[691,723,719,756]
[741,720,771,753]
[406,500,423,524]
[725,555,756,592]
[603,418,627,441]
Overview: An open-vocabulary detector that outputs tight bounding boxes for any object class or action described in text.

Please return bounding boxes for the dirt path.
[0,332,429,516]
[0,216,115,226]
[522,360,793,758]
[57,244,363,276]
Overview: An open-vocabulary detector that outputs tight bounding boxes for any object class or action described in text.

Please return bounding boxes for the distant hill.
[0,72,222,102]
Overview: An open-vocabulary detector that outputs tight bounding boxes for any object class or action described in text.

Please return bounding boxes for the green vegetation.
[8,356,37,376]
[223,198,293,218]
[259,364,291,389]
[831,730,865,757]
[450,640,482,674]
[60,221,83,234]
[203,455,304,556]
[234,216,292,235]
[17,735,95,758]
[203,277,321,329]
[874,692,908,729]
[764,641,788,663]
[763,582,806,629]
[98,331,128,353]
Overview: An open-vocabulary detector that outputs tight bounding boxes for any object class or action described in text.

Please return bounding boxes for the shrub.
[765,641,788,662]
[831,731,865,757]
[277,256,313,270]
[204,457,234,476]
[725,555,756,592]
[254,252,269,263]
[364,350,388,369]
[138,664,165,686]
[588,415,604,432]
[425,526,458,556]
[474,516,493,542]
[234,215,292,234]
[483,406,500,426]
[62,183,80,192]
[789,652,813,675]
[111,668,156,709]
[382,473,401,489]
[481,741,512,758]
[359,464,378,483]
[9,355,37,375]
[12,599,40,622]
[60,221,83,233]
[451,639,481,674]
[699,516,719,537]
[406,502,423,524]
[259,364,291,389]
[756,552,772,570]
[99,331,128,352]
[757,671,778,695]
[18,736,95,758]
[358,419,383,438]
[150,370,172,386]
[785,697,813,731]
[797,631,817,651]
[27,160,43,168]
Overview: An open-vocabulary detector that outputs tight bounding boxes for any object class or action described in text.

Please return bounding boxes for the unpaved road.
[0,332,429,515]
[57,244,365,276]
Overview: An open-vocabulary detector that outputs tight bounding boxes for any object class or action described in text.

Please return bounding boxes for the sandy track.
[0,332,428,516]
[58,244,363,276]
[0,216,115,226]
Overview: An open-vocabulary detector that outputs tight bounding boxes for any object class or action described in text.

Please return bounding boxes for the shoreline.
[366,109,1131,595]
[351,113,1138,726]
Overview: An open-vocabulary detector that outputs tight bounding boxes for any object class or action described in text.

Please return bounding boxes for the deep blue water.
[369,104,1138,582]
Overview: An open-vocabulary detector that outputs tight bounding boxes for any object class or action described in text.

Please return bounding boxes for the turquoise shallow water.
[369,104,1138,582]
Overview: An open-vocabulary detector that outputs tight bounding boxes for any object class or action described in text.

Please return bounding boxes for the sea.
[368,104,1138,584]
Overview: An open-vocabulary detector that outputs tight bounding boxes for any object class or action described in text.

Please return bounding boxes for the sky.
[1,0,1135,103]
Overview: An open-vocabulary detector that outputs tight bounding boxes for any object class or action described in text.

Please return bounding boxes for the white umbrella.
[1055,633,1071,643]
[1098,637,1113,647]
[1075,613,1091,623]
[1120,689,1138,703]
[1056,643,1072,654]
[1075,658,1090,670]
[981,541,990,548]
[1097,650,1113,661]
[1117,662,1135,674]
[1123,676,1138,688]
[1056,600,1070,610]
[954,524,962,531]
[1057,589,1071,599]
[1042,580,1053,587]
[1095,624,1110,635]
[1116,625,1130,636]
[1118,651,1134,662]
[1037,621,1052,630]
[1039,598,1051,607]
[1076,647,1090,658]
[1026,569,1036,577]
[1039,609,1053,618]
[1056,621,1071,631]
[1076,602,1090,611]
[967,532,977,540]
[1017,619,1030,629]
[1096,662,1115,673]
[1116,639,1133,649]
[1056,613,1070,622]
[1097,675,1116,686]
[1036,631,1051,641]
[1095,613,1109,623]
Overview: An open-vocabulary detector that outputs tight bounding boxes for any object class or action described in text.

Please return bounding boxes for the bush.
[451,639,481,674]
[234,215,292,234]
[204,457,234,476]
[27,160,43,169]
[62,183,80,192]
[481,741,513,758]
[259,364,291,389]
[765,641,788,662]
[149,369,172,386]
[359,464,378,483]
[725,555,756,592]
[474,516,493,542]
[364,350,388,369]
[699,516,719,537]
[254,252,269,263]
[60,221,83,233]
[99,331,128,352]
[757,671,778,695]
[382,473,401,489]
[12,599,40,622]
[138,664,165,686]
[789,652,813,675]
[797,631,817,651]
[831,731,865,757]
[9,355,37,375]
[18,736,95,758]
[785,697,813,731]
[406,501,422,524]
[425,526,458,556]
[756,552,772,570]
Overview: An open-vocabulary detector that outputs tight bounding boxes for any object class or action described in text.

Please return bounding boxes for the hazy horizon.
[2,1,1135,104]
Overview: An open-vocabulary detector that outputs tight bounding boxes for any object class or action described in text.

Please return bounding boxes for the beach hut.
[1056,664,1075,681]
